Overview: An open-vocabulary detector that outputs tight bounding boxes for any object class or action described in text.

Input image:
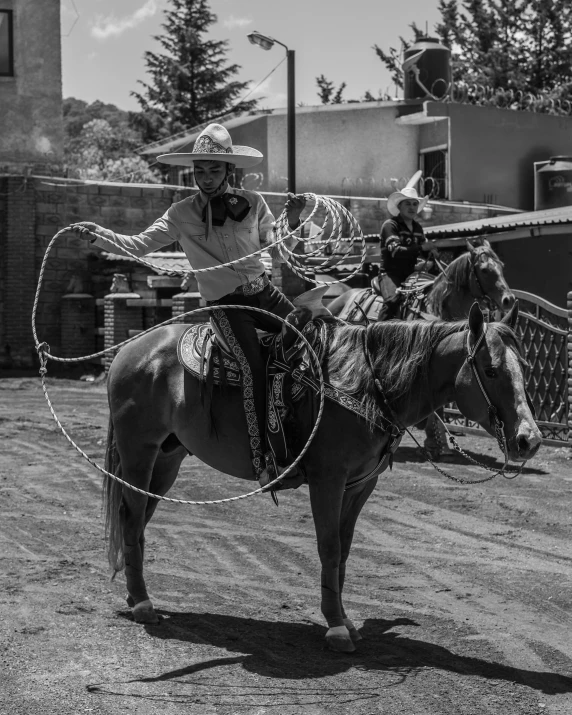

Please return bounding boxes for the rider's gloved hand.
[285,193,306,228]
[69,221,104,238]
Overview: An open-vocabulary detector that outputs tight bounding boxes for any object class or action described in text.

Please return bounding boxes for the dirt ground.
[1,376,572,715]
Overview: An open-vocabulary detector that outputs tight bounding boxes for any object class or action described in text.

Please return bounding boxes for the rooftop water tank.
[403,37,451,101]
[534,156,572,210]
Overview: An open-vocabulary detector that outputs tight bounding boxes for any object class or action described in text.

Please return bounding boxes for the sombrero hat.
[157,123,263,169]
[387,186,429,217]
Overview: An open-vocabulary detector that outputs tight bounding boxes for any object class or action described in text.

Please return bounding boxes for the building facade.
[0,0,64,174]
[142,100,572,212]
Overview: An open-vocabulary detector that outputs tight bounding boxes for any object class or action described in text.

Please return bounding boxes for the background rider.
[378,186,438,321]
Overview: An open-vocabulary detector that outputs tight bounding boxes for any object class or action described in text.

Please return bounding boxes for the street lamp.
[248,30,296,194]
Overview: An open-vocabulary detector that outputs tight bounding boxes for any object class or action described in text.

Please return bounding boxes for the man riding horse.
[70,123,305,490]
[378,186,439,321]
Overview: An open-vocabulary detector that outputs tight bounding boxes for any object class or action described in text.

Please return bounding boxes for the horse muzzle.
[499,291,516,313]
[507,423,542,461]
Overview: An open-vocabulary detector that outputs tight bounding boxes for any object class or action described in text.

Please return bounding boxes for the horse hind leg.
[126,445,187,624]
[338,478,378,644]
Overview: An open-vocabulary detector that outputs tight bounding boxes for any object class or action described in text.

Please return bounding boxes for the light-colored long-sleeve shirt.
[92,186,294,301]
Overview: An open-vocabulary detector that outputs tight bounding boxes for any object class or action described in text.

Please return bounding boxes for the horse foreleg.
[309,478,354,652]
[338,478,378,643]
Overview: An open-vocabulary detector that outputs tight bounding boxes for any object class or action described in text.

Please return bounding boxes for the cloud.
[223,15,252,29]
[91,0,159,40]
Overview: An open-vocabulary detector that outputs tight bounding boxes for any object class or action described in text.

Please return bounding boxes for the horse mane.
[327,318,466,424]
[426,245,503,318]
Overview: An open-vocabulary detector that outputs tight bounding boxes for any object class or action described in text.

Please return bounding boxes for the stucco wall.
[496,234,572,307]
[435,103,572,210]
[266,103,419,197]
[0,0,63,170]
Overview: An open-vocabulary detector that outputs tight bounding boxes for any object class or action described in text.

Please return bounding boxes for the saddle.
[398,271,436,320]
[341,272,436,323]
[178,315,401,486]
[177,318,326,481]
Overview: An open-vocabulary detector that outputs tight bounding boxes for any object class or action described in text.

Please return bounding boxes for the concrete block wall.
[1,177,37,367]
[30,177,195,365]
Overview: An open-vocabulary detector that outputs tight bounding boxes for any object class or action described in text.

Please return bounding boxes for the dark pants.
[378,273,403,321]
[208,283,294,475]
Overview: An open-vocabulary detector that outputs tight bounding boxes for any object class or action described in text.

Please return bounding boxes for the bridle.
[363,322,532,482]
[469,251,502,313]
[464,323,509,466]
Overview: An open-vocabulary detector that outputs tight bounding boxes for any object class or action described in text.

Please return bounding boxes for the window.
[0,10,14,76]
[420,148,448,200]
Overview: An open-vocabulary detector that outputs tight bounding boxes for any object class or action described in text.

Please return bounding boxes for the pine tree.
[132,0,257,137]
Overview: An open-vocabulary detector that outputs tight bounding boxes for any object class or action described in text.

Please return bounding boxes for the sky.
[61,0,443,113]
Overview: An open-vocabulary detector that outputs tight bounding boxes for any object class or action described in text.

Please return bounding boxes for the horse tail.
[102,415,125,574]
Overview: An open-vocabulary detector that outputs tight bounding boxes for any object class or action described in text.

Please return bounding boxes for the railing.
[444,290,572,446]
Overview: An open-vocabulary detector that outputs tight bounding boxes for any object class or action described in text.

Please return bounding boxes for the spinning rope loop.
[32,195,364,503]
[34,304,325,505]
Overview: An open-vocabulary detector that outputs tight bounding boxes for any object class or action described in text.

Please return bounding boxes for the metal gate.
[444,289,572,445]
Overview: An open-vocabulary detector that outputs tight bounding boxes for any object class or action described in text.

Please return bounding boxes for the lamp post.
[247,31,296,194]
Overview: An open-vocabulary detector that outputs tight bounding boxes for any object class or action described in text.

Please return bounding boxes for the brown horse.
[328,239,515,322]
[328,240,516,458]
[103,302,540,654]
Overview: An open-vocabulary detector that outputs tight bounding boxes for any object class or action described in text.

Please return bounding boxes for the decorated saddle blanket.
[178,318,401,483]
[177,320,391,434]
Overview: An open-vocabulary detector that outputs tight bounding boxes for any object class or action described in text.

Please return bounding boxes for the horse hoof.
[132,599,159,624]
[126,595,135,608]
[326,625,356,653]
[343,618,363,642]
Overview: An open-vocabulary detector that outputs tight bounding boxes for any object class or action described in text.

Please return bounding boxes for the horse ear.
[465,238,477,255]
[501,300,519,329]
[468,301,484,337]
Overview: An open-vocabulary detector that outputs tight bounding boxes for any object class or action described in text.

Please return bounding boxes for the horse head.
[453,302,541,462]
[466,238,515,313]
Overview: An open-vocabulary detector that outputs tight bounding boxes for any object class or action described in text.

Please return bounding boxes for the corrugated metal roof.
[425,204,572,238]
[102,252,191,274]
[102,250,273,275]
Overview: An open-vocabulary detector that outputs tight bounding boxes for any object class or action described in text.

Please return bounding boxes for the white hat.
[157,123,263,169]
[387,187,429,217]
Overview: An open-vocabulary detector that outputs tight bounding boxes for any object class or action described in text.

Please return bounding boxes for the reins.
[362,322,527,485]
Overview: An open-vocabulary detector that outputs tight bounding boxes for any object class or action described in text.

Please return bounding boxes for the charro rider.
[70,123,305,490]
[377,186,437,321]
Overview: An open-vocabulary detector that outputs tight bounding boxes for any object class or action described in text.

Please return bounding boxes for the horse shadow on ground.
[116,611,572,695]
[394,444,548,476]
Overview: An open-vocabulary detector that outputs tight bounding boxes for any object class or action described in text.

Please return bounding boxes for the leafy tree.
[316,74,347,104]
[375,1,572,109]
[132,0,258,136]
[65,118,161,183]
[373,24,424,90]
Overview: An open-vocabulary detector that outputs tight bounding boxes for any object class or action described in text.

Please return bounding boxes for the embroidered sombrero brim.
[157,146,263,169]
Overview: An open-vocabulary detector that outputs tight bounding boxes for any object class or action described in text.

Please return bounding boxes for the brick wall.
[0,175,516,369]
[1,177,37,367]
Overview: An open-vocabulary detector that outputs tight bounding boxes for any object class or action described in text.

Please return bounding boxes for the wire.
[136,54,287,156]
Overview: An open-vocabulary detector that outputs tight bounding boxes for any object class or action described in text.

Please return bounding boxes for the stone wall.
[0,175,516,368]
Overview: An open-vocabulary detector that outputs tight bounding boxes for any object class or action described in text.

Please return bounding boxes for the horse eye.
[484,367,498,378]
